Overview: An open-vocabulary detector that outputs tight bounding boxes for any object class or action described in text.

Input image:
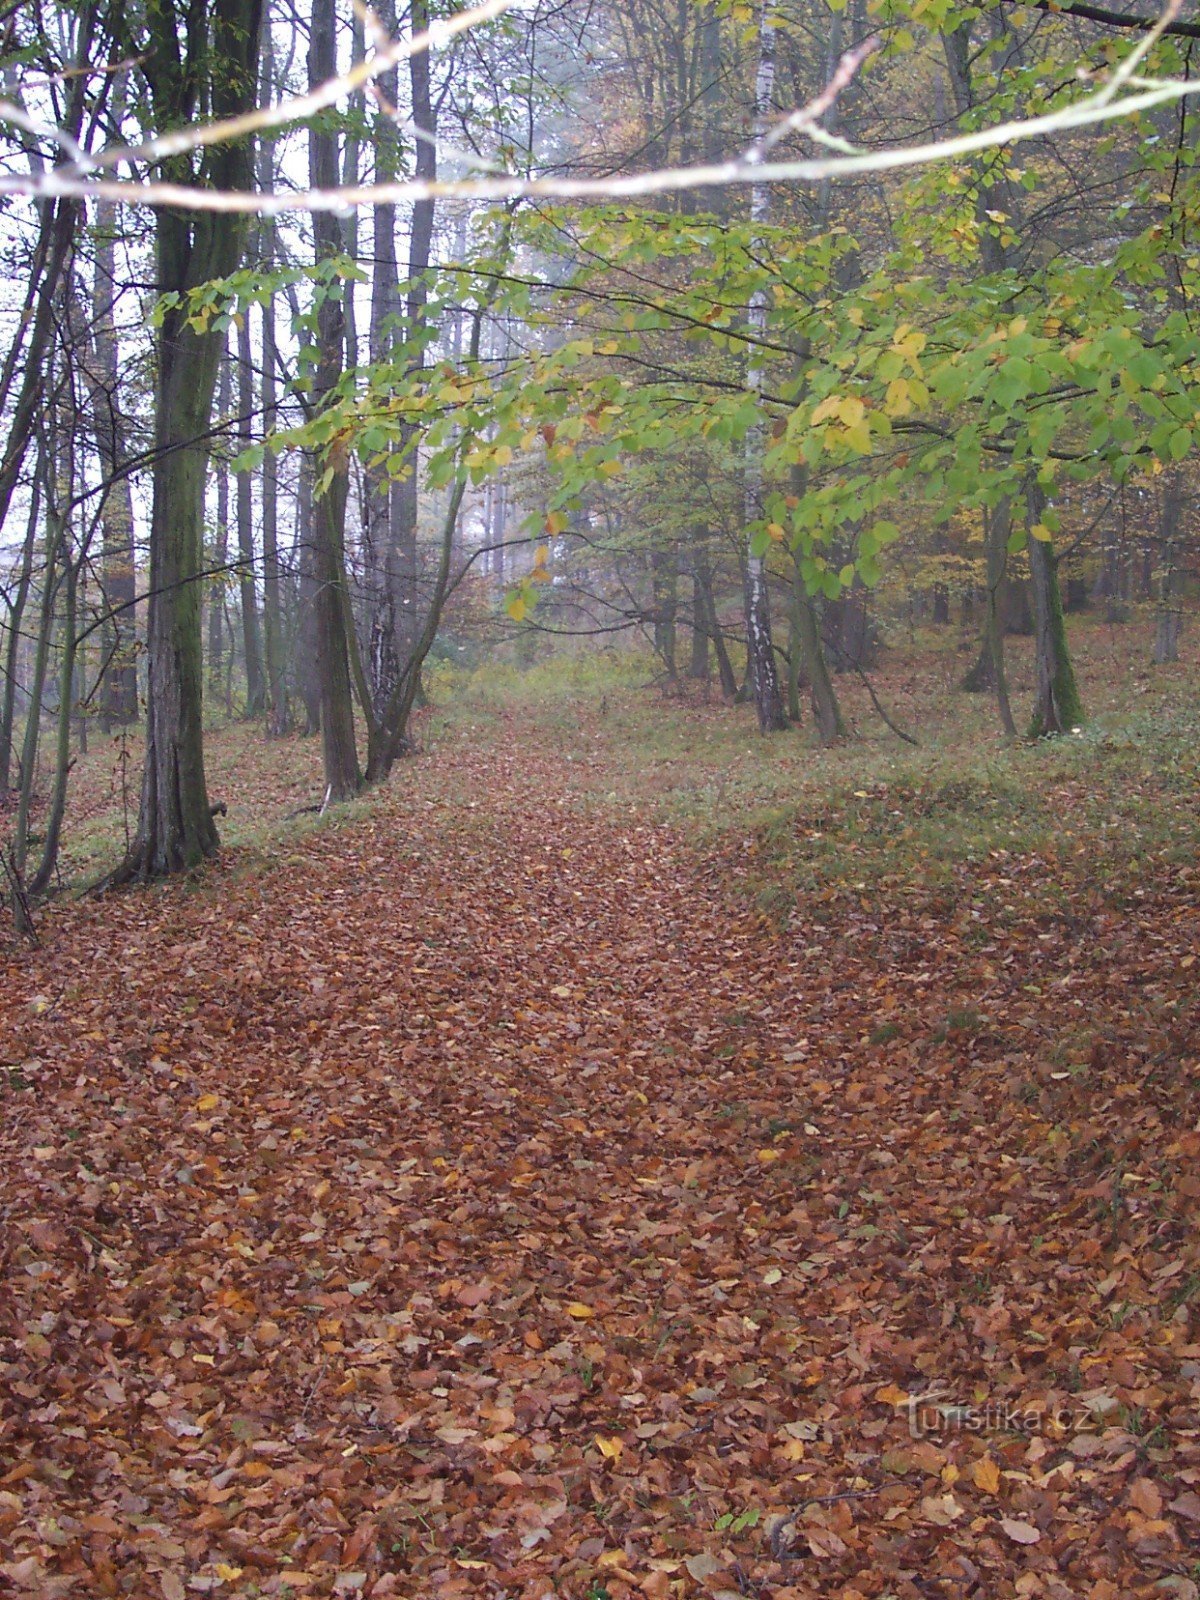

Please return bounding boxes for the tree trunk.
[741,0,788,734]
[30,546,79,897]
[209,354,231,703]
[795,581,844,743]
[363,0,403,714]
[236,308,265,715]
[652,544,678,678]
[688,548,710,682]
[261,278,290,733]
[13,493,62,881]
[372,0,438,710]
[1153,474,1182,665]
[0,471,41,791]
[296,454,322,736]
[1027,492,1084,736]
[135,272,226,873]
[91,198,138,729]
[962,501,1017,736]
[309,0,361,802]
[114,0,264,880]
[256,38,290,737]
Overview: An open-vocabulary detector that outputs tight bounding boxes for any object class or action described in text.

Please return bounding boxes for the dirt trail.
[1,723,1198,1599]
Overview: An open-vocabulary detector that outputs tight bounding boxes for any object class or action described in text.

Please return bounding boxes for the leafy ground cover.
[1,622,1199,1600]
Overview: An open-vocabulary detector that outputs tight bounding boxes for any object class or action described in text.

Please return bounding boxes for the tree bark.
[236,307,265,715]
[1152,473,1182,665]
[742,0,788,734]
[112,0,264,880]
[1027,490,1084,736]
[90,198,139,729]
[309,0,362,802]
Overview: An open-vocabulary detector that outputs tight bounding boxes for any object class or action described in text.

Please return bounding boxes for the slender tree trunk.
[699,557,738,699]
[14,476,65,879]
[1027,489,1084,736]
[256,37,290,735]
[0,471,41,791]
[1153,474,1182,665]
[986,500,1017,737]
[309,0,361,802]
[652,544,678,679]
[236,309,265,714]
[296,454,322,736]
[363,0,403,713]
[742,0,787,733]
[688,546,710,682]
[787,462,843,739]
[260,277,290,732]
[91,198,138,729]
[373,0,439,707]
[30,547,78,897]
[794,571,844,742]
[209,355,231,701]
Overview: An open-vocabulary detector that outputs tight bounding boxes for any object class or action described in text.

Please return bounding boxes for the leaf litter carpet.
[1,724,1198,1600]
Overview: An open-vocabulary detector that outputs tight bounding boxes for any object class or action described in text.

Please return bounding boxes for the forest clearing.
[2,630,1199,1599]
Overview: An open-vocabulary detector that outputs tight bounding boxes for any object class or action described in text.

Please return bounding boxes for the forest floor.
[2,620,1200,1600]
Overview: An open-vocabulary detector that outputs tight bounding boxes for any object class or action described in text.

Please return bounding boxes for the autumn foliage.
[0,644,1198,1600]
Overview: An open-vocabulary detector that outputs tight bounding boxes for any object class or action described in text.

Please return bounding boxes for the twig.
[769,1487,882,1560]
[854,664,920,746]
[1,15,1197,213]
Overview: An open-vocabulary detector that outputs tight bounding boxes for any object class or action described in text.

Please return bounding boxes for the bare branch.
[47,0,516,177]
[0,3,1193,214]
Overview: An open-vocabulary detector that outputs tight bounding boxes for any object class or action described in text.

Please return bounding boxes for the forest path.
[1,712,1198,1598]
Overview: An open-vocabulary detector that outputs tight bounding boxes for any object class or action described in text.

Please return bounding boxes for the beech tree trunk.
[113,0,264,880]
[1027,489,1084,736]
[236,309,265,716]
[309,0,362,802]
[91,198,138,729]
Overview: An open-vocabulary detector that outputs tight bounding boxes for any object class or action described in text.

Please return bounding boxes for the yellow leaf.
[506,593,528,623]
[1030,523,1053,542]
[836,397,866,428]
[757,1147,782,1164]
[876,1383,910,1406]
[972,1455,1001,1494]
[766,522,785,542]
[595,1434,624,1461]
[196,1093,219,1113]
[844,419,873,454]
[494,444,514,467]
[884,378,912,416]
[778,1437,807,1461]
[544,511,568,536]
[215,1566,244,1583]
[566,1301,595,1319]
